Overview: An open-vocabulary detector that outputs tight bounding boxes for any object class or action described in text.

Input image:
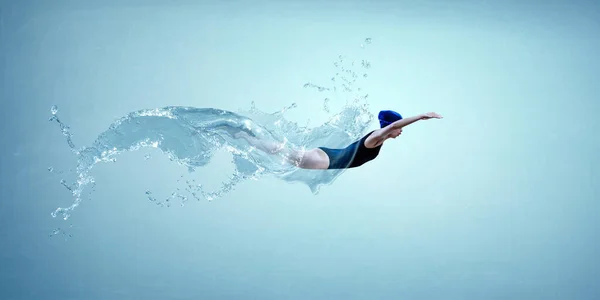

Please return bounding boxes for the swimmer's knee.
[298,148,329,169]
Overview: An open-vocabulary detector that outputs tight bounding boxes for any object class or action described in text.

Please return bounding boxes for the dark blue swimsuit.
[318,131,382,169]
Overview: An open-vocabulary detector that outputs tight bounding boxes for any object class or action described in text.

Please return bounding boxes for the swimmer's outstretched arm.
[373,112,443,138]
[390,112,442,129]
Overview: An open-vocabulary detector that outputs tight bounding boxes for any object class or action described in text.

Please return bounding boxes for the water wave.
[49,38,376,220]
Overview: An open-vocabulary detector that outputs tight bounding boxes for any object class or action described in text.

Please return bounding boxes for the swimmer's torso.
[318,131,382,169]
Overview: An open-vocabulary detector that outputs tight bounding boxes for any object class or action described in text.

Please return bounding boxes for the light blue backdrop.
[1,0,598,299]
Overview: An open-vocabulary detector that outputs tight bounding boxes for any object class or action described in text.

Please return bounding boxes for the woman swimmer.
[233,110,443,170]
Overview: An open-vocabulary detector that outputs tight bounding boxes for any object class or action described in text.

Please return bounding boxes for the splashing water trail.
[323,98,330,113]
[49,39,376,220]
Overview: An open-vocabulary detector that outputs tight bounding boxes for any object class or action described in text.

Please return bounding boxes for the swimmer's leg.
[235,132,328,169]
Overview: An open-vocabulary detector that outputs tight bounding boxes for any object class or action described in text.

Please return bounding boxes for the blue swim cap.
[378,110,403,128]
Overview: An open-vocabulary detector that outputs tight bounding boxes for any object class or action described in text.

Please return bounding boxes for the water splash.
[48,105,77,153]
[49,224,73,240]
[323,98,330,113]
[49,39,376,220]
[303,83,329,92]
[360,37,372,48]
[361,60,371,69]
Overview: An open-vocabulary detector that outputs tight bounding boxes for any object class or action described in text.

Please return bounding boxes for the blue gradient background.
[1,0,599,299]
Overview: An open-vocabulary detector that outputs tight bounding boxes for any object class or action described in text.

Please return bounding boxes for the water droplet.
[363,74,368,78]
[365,38,372,44]
[145,190,157,202]
[48,167,54,172]
[361,60,371,69]
[144,154,151,160]
[49,228,61,237]
[51,105,58,115]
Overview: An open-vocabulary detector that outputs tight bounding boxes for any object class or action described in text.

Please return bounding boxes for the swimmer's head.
[378,110,402,128]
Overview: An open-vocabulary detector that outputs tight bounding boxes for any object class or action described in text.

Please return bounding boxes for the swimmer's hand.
[420,112,443,120]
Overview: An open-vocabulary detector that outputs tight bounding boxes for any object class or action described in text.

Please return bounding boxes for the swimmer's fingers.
[422,112,443,120]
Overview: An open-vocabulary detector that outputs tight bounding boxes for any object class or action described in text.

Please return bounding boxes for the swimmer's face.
[389,128,403,138]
